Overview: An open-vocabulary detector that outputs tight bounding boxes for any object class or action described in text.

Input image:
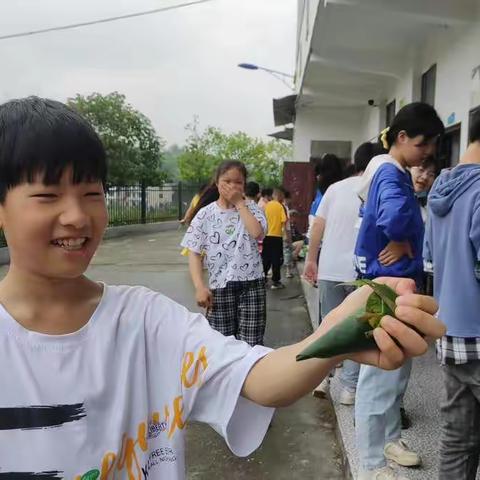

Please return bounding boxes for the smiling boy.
[0,97,445,479]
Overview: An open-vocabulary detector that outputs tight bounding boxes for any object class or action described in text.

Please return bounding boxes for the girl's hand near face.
[219,182,244,207]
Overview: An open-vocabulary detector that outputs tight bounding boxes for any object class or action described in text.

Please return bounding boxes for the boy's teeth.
[53,238,87,249]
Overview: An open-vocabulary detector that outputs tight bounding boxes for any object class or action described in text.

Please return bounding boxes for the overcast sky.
[0,0,296,146]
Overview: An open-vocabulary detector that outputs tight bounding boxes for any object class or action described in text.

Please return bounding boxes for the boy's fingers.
[379,316,428,357]
[373,327,404,370]
[395,304,445,339]
[396,293,438,315]
[376,277,416,296]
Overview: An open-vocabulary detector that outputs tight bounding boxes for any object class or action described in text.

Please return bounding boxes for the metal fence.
[106,182,201,226]
[0,183,201,247]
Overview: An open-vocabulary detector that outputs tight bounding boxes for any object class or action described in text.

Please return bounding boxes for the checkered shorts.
[207,279,266,346]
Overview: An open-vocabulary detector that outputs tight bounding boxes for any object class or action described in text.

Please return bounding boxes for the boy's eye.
[31,193,58,199]
[85,192,103,197]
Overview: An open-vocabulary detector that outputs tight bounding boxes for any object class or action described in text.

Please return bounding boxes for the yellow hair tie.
[380,127,390,150]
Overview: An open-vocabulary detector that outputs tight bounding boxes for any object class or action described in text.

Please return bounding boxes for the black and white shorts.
[207,278,266,346]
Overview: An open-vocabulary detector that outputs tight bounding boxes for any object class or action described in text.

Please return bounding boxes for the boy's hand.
[196,286,213,310]
[302,260,318,285]
[242,277,445,408]
[319,277,445,370]
[378,241,413,266]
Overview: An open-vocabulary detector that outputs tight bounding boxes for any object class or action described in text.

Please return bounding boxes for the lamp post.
[238,63,294,90]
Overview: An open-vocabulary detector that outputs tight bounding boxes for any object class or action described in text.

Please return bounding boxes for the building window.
[421,65,437,106]
[386,100,396,127]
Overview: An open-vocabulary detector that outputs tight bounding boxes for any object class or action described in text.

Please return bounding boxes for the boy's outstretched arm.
[242,277,445,408]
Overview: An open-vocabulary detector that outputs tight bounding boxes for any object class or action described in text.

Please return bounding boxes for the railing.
[106,183,200,226]
[0,183,201,247]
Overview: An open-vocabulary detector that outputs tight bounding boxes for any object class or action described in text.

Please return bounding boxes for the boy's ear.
[0,204,6,229]
[397,130,408,144]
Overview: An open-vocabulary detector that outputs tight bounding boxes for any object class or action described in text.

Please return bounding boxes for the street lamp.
[238,63,294,90]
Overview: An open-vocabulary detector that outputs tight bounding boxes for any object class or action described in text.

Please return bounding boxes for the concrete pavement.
[85,229,343,479]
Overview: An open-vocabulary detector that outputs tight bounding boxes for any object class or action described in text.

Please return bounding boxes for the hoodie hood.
[429,164,480,217]
[357,154,405,203]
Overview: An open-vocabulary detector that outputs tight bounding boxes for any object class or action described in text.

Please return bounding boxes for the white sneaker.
[312,377,329,398]
[358,466,410,480]
[384,440,421,467]
[339,387,356,406]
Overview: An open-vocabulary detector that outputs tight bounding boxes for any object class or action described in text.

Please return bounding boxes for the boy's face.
[0,168,108,280]
[398,133,437,167]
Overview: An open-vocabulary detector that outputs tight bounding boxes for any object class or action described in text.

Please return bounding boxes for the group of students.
[305,101,480,480]
[0,96,446,478]
[180,168,305,347]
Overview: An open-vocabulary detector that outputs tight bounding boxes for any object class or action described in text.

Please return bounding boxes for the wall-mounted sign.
[447,112,456,126]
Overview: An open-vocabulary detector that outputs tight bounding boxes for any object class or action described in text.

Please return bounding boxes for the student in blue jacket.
[354,103,444,480]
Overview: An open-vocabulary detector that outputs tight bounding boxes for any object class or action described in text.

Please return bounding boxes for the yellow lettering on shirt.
[181,346,208,388]
[168,396,185,439]
[84,346,208,479]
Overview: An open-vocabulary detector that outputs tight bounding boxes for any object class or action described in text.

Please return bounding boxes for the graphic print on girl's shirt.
[181,201,267,289]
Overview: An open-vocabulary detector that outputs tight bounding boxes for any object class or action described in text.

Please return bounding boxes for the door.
[438,124,461,169]
[282,161,316,233]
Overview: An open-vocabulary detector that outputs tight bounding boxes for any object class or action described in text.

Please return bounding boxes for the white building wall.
[295,18,480,162]
[362,23,480,154]
[293,106,365,162]
[295,0,321,90]
[420,23,480,151]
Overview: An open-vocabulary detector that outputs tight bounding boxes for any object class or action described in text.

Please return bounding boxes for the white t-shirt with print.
[0,284,274,479]
[316,176,362,282]
[181,201,267,289]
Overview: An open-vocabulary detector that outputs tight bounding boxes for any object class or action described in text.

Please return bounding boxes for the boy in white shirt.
[0,97,444,479]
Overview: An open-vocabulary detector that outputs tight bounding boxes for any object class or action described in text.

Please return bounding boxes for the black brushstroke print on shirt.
[0,472,63,479]
[0,403,85,430]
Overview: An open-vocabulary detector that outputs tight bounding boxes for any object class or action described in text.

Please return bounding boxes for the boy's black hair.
[245,181,260,198]
[469,112,480,143]
[383,102,444,149]
[261,187,273,198]
[214,160,247,183]
[354,142,385,173]
[313,153,344,194]
[0,96,107,203]
[343,164,356,178]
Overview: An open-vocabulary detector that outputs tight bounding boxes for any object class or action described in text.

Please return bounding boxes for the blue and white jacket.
[354,155,424,280]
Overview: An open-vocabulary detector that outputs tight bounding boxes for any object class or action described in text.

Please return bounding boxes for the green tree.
[68,92,166,185]
[178,118,291,186]
[163,144,184,182]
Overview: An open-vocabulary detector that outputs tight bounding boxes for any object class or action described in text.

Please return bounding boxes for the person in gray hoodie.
[424,116,480,480]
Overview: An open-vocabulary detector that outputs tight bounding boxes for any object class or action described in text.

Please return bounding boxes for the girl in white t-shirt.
[181,161,268,346]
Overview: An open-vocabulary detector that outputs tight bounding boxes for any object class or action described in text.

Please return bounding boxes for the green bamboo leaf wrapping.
[296,308,376,360]
[346,280,422,336]
[344,279,397,315]
[296,281,399,360]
